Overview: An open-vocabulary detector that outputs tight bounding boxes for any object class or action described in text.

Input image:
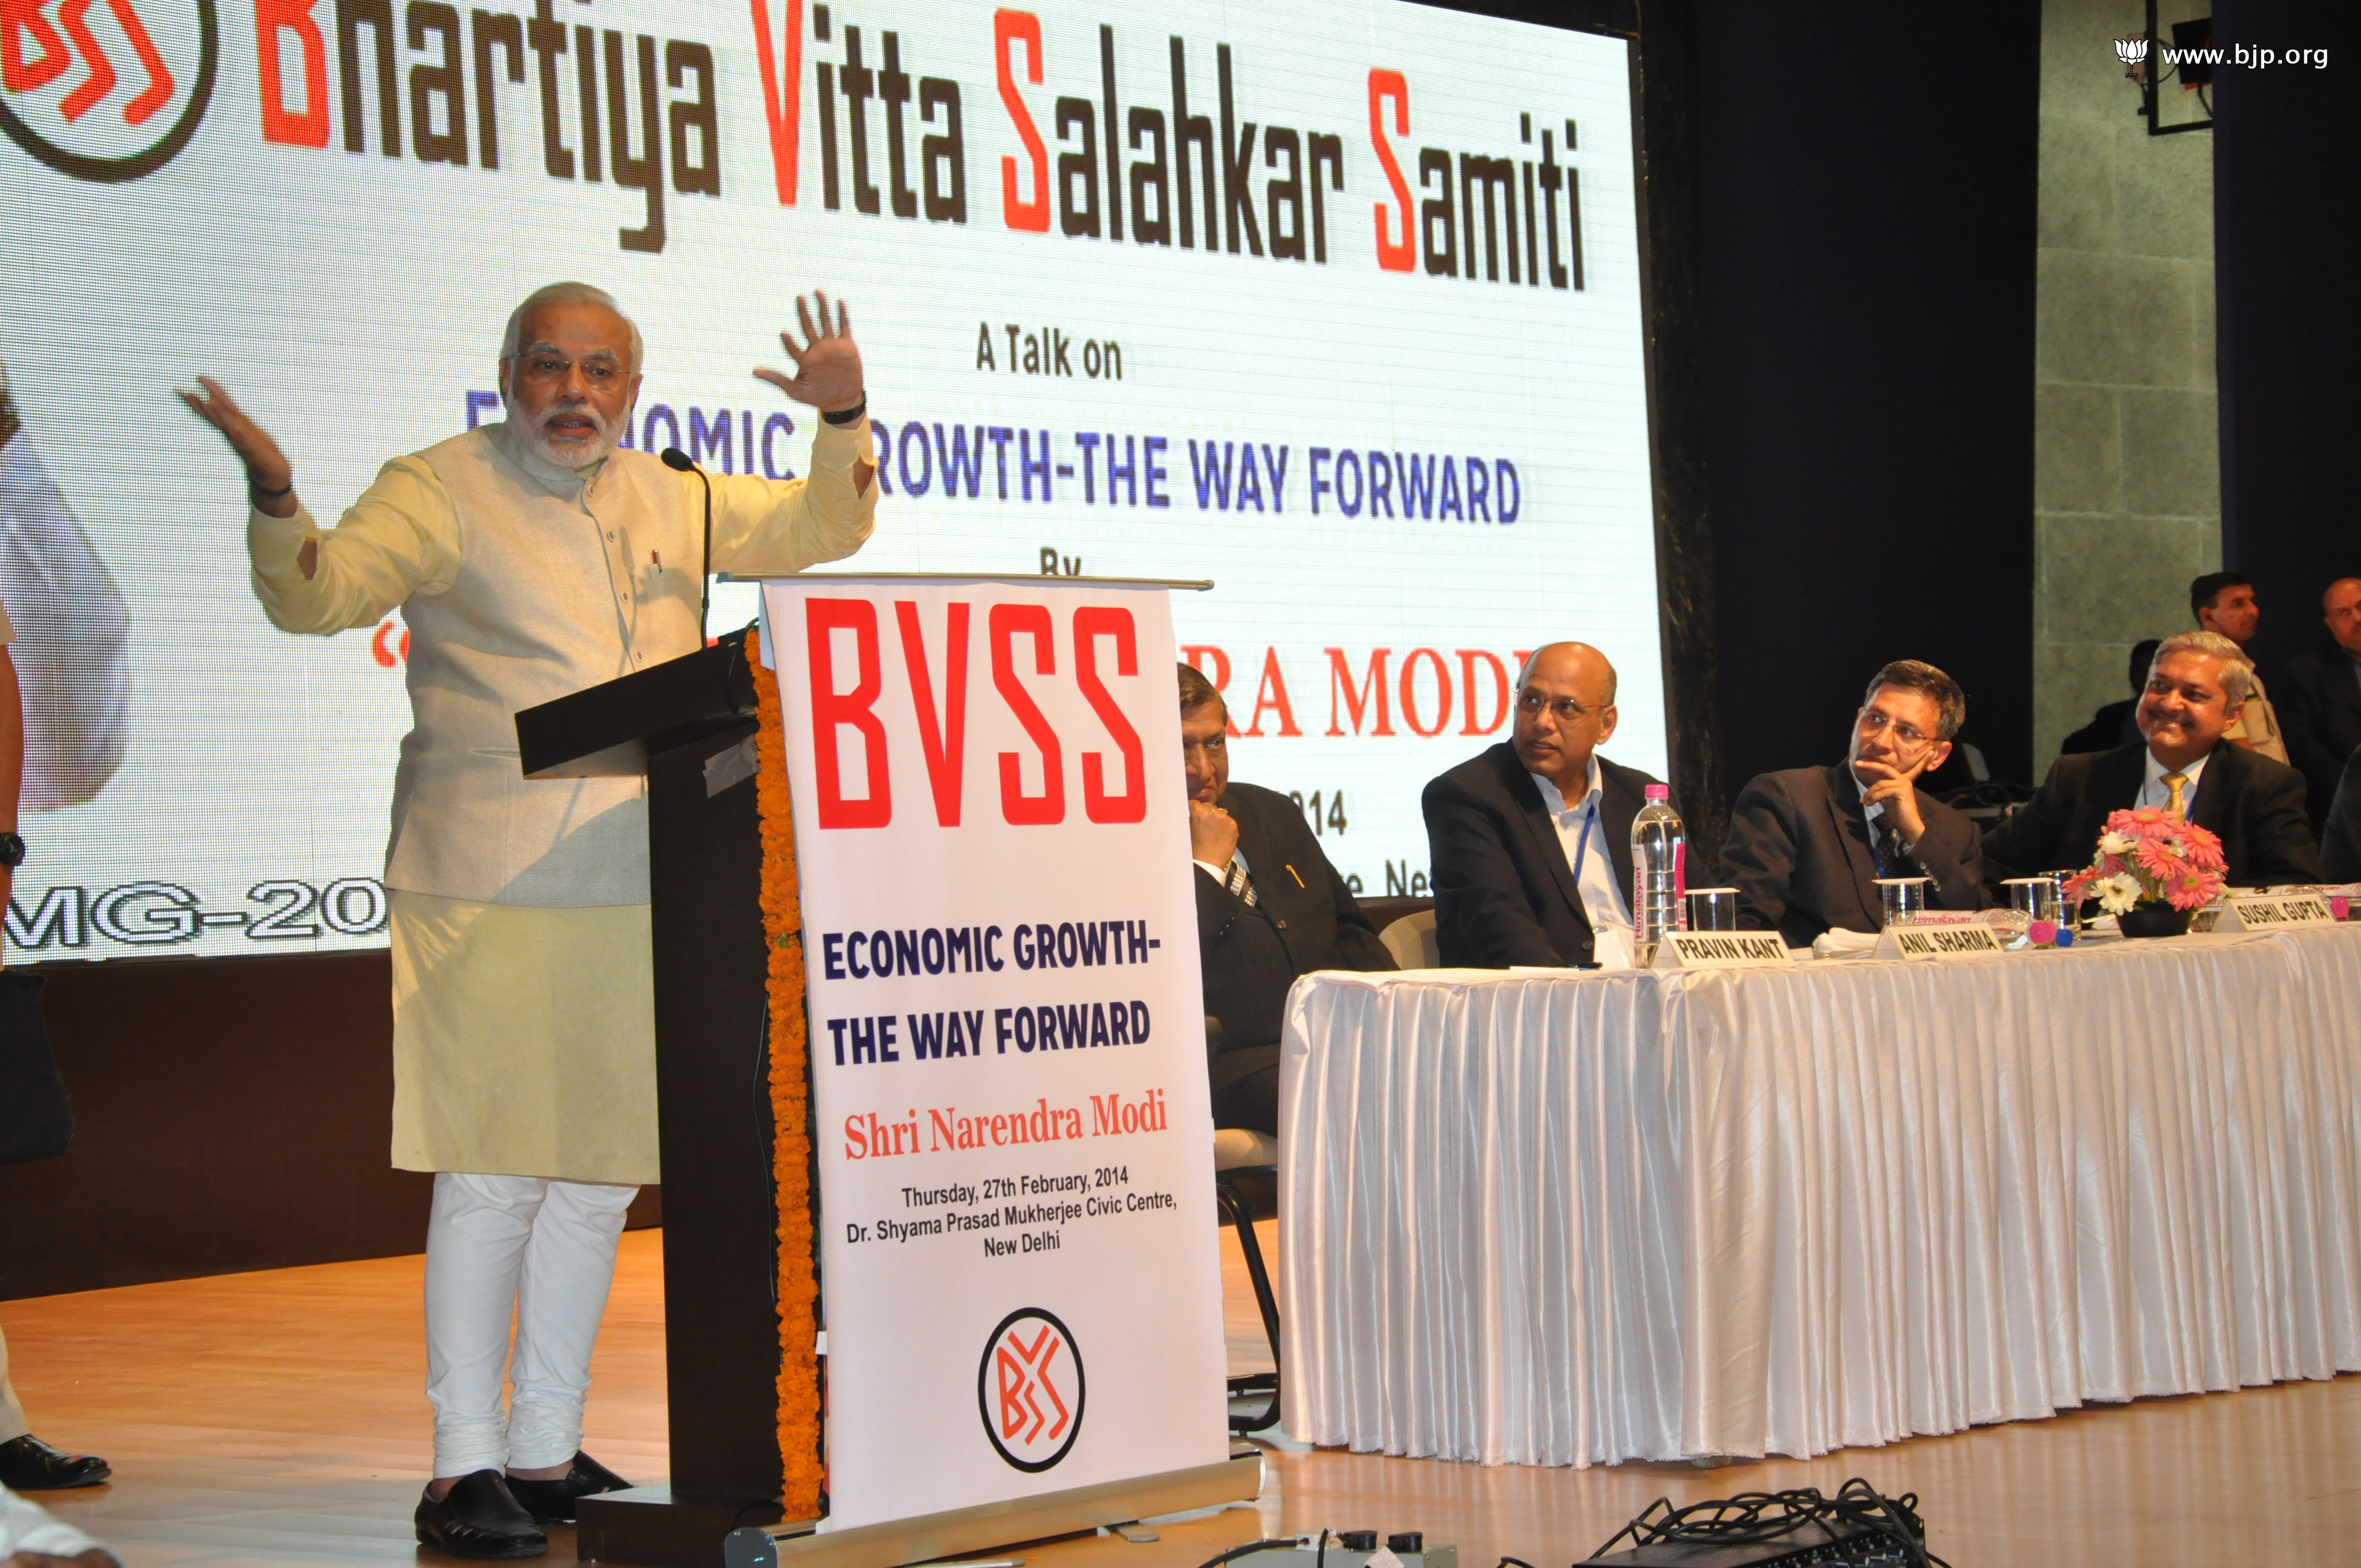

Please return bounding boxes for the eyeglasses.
[1857,708,1935,751]
[1516,692,1601,722]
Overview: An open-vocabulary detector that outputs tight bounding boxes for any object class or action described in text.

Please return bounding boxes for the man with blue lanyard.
[1424,642,1674,968]
[1718,660,1988,946]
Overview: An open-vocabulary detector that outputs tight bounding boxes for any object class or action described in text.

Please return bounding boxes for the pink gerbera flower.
[2165,869,2218,912]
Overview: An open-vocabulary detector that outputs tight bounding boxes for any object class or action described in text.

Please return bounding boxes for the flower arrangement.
[2062,807,2228,914]
[750,627,826,1517]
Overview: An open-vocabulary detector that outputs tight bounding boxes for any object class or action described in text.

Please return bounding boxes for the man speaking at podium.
[181,284,877,1558]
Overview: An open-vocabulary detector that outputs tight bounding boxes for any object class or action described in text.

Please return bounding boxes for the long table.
[1276,925,2361,1466]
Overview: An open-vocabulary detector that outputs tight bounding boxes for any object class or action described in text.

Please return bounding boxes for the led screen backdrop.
[0,0,1658,959]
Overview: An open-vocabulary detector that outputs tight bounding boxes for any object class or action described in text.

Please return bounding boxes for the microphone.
[660,447,712,646]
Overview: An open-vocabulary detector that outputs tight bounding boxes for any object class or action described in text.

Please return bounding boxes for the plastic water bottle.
[1631,783,1687,965]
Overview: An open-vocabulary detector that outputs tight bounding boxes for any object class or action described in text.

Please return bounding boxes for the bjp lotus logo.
[2114,36,2150,66]
[0,0,217,181]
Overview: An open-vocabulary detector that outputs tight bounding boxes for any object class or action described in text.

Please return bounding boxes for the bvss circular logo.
[978,1308,1085,1472]
[0,0,217,182]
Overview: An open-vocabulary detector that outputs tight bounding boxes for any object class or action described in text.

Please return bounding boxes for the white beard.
[503,391,623,470]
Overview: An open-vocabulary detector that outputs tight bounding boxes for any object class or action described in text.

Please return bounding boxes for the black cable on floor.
[1584,1477,1949,1567]
[1193,1540,1311,1568]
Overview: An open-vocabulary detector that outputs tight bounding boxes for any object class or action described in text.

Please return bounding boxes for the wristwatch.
[0,833,24,869]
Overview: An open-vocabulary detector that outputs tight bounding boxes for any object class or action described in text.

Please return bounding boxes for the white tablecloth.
[1276,926,2361,1466]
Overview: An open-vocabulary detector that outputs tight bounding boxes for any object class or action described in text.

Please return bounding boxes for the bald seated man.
[1422,642,1675,967]
[2278,575,2361,832]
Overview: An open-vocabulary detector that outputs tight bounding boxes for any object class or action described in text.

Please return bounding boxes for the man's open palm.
[178,376,291,492]
[753,291,864,413]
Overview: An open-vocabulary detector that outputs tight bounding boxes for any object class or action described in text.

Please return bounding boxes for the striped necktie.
[1225,857,1258,907]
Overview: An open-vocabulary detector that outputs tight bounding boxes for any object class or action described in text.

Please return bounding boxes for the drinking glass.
[1875,876,1930,928]
[1684,887,1738,932]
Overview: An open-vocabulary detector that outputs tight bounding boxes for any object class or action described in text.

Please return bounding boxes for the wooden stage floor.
[5,1224,2360,1567]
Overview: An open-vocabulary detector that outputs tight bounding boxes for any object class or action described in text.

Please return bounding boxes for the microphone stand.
[660,447,713,645]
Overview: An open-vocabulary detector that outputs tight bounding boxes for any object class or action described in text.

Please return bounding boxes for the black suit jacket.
[1422,743,1670,968]
[1982,740,2325,887]
[2321,748,2361,883]
[2059,698,2140,758]
[2278,647,2361,829]
[1718,763,1988,947]
[1197,780,1394,1093]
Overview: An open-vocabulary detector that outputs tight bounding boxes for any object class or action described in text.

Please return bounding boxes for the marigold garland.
[751,626,825,1517]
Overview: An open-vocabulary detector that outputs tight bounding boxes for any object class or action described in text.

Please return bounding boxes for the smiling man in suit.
[1718,660,1987,946]
[1182,665,1394,1136]
[1984,630,2324,886]
[1422,641,1672,968]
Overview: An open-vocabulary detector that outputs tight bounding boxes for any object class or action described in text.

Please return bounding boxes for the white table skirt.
[1276,926,2361,1467]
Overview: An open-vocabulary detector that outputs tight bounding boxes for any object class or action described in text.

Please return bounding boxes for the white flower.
[2096,873,2144,915]
[2098,831,2136,856]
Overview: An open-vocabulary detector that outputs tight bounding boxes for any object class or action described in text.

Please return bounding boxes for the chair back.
[1379,908,1440,970]
[1212,1126,1279,1170]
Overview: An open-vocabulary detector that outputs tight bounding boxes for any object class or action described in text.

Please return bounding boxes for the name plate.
[2211,892,2337,932]
[1874,923,2006,960]
[1651,930,1794,969]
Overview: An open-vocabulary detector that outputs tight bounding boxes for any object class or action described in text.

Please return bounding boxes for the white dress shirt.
[1853,767,1895,839]
[1531,758,1634,949]
[1195,847,1252,892]
[2137,748,2209,814]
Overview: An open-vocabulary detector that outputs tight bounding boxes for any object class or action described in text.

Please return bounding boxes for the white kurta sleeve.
[703,416,878,576]
[248,455,465,634]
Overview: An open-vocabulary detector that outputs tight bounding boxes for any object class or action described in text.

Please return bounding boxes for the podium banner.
[761,575,1224,1529]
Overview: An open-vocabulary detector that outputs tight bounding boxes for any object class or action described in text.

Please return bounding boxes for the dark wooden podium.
[514,629,791,1566]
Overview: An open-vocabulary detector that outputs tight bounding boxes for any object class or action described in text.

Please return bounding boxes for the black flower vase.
[2118,901,2193,939]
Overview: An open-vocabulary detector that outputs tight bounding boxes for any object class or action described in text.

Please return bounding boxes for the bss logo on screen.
[0,0,217,181]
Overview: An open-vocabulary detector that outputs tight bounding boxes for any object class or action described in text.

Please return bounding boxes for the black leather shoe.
[414,1470,547,1558]
[503,1451,632,1524]
[0,1434,112,1490]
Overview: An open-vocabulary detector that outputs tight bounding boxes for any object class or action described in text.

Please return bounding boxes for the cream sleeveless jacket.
[248,417,876,905]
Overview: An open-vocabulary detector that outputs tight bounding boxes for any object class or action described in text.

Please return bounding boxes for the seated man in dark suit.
[1719,661,1988,946]
[1422,642,1672,968]
[2278,576,2361,833]
[1985,630,2324,886]
[2059,639,2160,756]
[2321,748,2361,884]
[1181,665,1393,1136]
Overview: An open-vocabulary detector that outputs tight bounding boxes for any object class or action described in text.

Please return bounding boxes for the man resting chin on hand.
[1718,660,1989,946]
[1180,665,1393,1138]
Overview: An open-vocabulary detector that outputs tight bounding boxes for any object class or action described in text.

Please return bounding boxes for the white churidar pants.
[0,1323,30,1442]
[424,1172,638,1477]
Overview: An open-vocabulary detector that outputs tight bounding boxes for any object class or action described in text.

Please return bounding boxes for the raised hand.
[177,377,296,515]
[752,290,864,414]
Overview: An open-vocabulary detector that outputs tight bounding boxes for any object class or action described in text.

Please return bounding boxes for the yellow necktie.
[2163,771,2188,820]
